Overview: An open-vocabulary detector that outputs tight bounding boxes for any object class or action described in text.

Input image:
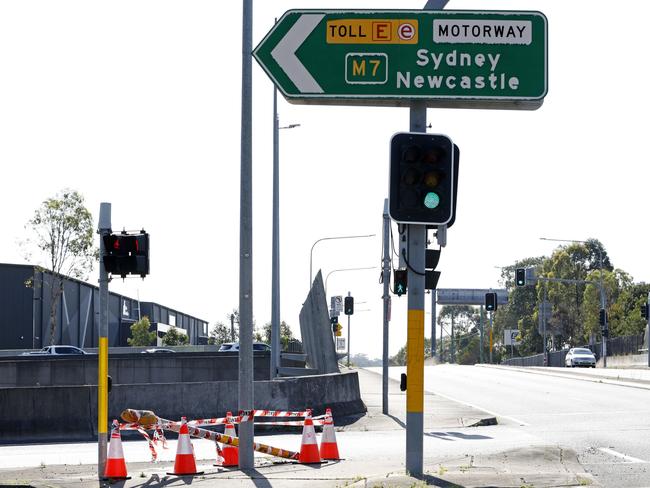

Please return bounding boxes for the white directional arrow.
[270,14,324,94]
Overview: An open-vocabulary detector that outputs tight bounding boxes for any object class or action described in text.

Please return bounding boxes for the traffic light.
[344,296,354,315]
[599,309,607,327]
[641,304,649,320]
[515,268,526,287]
[331,316,338,333]
[394,269,407,296]
[485,292,497,312]
[336,323,343,337]
[103,231,150,278]
[425,271,441,290]
[389,132,455,225]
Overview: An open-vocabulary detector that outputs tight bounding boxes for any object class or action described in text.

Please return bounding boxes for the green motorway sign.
[253,10,548,109]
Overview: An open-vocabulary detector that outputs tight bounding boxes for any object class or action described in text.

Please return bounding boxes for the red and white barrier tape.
[255,419,325,427]
[238,409,313,422]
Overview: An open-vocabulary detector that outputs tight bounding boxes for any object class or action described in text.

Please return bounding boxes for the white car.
[218,342,271,352]
[564,347,596,368]
[21,345,88,356]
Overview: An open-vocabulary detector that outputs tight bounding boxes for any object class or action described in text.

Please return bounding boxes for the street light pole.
[324,266,376,294]
[309,234,375,290]
[271,86,299,379]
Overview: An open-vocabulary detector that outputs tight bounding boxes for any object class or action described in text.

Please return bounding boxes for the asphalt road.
[378,364,650,487]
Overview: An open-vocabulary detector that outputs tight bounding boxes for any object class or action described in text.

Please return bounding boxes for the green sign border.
[253,9,548,110]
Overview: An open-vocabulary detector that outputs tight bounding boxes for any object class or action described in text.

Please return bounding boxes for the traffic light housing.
[331,316,338,333]
[336,323,343,337]
[389,132,455,225]
[515,268,526,287]
[394,269,407,296]
[599,309,607,327]
[485,292,497,312]
[103,231,150,278]
[344,296,354,315]
[641,303,649,320]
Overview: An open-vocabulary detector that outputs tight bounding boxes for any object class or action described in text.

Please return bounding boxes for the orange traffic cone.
[221,412,239,467]
[103,420,131,480]
[167,417,204,476]
[319,408,340,460]
[299,414,321,464]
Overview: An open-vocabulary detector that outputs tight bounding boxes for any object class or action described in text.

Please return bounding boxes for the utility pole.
[346,291,352,367]
[238,0,254,469]
[97,203,111,479]
[431,291,437,359]
[405,100,426,477]
[382,199,390,415]
[450,311,455,363]
[479,305,484,364]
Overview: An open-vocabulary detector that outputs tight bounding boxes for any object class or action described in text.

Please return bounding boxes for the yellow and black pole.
[97,202,111,478]
[405,102,427,477]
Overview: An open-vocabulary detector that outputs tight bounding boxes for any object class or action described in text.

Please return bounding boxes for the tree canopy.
[22,189,97,344]
[391,239,647,365]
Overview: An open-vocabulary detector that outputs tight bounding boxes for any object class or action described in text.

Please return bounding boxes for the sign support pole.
[405,100,427,477]
[346,291,351,367]
[97,202,111,479]
[382,199,390,415]
[431,291,437,359]
[238,0,254,470]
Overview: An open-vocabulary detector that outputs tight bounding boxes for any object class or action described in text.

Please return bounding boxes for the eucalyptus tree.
[22,189,96,345]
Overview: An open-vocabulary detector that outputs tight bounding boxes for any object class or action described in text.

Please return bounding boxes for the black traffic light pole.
[343,295,355,366]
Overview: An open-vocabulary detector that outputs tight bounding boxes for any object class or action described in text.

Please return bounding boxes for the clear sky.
[1,0,647,359]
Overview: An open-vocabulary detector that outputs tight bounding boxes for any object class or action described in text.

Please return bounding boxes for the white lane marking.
[598,447,647,464]
[427,389,531,426]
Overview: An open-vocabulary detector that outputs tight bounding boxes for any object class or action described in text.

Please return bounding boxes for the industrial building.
[0,263,209,350]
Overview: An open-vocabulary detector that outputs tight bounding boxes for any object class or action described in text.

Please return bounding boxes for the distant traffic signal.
[515,268,526,287]
[389,132,455,225]
[641,303,649,320]
[336,323,343,337]
[485,292,497,312]
[394,269,407,296]
[103,231,150,278]
[344,296,354,315]
[599,309,607,327]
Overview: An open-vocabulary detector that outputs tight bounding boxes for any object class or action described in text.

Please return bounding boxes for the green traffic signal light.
[389,132,455,225]
[515,268,526,287]
[423,191,440,209]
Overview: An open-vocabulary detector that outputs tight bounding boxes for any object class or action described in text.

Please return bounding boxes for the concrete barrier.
[0,351,272,387]
[0,371,365,443]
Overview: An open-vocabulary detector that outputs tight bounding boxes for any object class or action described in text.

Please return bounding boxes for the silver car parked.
[564,347,596,368]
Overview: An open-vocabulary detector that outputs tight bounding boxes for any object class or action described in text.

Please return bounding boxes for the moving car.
[141,348,176,354]
[21,345,88,356]
[564,347,596,368]
[218,342,271,352]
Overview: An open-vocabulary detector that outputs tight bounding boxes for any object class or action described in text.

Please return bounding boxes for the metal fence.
[284,339,304,353]
[501,333,645,367]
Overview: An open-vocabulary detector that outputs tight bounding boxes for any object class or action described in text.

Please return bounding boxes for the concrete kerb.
[479,363,650,391]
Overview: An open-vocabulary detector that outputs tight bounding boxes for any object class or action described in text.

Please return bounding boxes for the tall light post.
[324,266,377,294]
[540,237,607,367]
[272,86,300,379]
[309,234,375,290]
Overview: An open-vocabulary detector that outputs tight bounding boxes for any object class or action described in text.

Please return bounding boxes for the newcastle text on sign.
[253,10,547,109]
